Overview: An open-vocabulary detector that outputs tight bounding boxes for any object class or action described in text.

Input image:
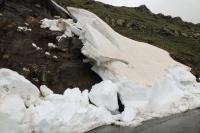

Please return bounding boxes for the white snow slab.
[67,7,200,125]
[0,69,40,106]
[89,80,119,112]
[0,95,28,133]
[68,7,187,87]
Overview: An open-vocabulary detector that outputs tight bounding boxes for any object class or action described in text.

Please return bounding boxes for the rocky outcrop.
[0,0,101,93]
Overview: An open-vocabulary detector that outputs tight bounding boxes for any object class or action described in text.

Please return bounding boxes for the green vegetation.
[55,0,200,78]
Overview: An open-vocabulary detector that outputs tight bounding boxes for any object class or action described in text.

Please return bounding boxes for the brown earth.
[0,0,102,94]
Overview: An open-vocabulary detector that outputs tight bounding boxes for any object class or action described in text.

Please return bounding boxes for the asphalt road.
[89,109,200,133]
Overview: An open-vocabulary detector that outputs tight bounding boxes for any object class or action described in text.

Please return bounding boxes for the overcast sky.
[95,0,200,24]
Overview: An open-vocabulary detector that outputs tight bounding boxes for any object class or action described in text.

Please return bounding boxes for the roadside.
[89,109,200,133]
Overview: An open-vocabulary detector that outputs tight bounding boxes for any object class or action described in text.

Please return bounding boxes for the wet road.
[89,109,200,133]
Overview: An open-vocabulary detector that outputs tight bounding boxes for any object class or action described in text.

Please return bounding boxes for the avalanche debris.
[1,2,200,133]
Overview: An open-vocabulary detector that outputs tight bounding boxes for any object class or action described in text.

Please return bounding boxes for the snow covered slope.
[68,7,187,87]
[1,2,200,133]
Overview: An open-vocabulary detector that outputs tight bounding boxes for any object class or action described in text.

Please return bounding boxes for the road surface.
[90,109,200,133]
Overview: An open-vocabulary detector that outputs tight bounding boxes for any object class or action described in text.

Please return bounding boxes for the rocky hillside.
[55,0,200,81]
[0,0,101,93]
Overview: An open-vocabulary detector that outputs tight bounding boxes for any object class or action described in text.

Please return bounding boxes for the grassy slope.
[55,0,200,79]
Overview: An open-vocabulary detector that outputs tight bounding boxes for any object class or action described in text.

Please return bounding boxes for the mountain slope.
[55,0,200,80]
[0,0,101,93]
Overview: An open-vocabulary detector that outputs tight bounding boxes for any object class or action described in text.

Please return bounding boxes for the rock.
[0,0,5,8]
[104,17,110,23]
[2,54,9,59]
[22,67,30,78]
[193,33,200,38]
[116,19,125,26]
[159,27,173,36]
[111,19,115,27]
[182,32,188,37]
[126,22,132,28]
[173,17,183,23]
[136,5,151,13]
[174,30,179,37]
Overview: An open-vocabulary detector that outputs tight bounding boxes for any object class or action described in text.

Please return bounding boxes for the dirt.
[0,0,102,94]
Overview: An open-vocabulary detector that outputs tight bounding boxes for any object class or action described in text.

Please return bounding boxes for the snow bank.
[0,69,114,133]
[40,6,200,128]
[0,95,27,133]
[1,2,200,133]
[1,67,199,133]
[89,80,119,112]
[0,69,39,106]
[27,88,113,133]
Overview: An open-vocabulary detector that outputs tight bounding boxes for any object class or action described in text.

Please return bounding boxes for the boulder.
[181,32,188,37]
[116,19,125,26]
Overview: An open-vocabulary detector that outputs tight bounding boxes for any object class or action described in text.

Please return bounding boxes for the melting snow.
[1,2,200,133]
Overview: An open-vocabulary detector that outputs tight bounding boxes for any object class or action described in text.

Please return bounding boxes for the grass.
[55,0,200,78]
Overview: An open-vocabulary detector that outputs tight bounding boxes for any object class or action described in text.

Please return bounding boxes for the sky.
[94,0,200,24]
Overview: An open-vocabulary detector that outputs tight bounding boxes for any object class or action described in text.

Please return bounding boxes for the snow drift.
[1,3,200,133]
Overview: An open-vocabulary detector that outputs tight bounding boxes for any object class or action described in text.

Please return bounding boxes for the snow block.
[0,69,40,106]
[89,80,119,112]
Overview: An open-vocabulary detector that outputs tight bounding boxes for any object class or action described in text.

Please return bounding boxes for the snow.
[1,2,200,133]
[32,43,42,51]
[121,106,137,122]
[40,85,53,97]
[0,69,40,106]
[68,7,186,87]
[0,95,28,133]
[27,88,114,133]
[48,43,57,48]
[89,80,119,112]
[17,26,32,32]
[32,43,37,48]
[53,55,58,59]
[41,18,81,38]
[40,19,62,31]
[0,69,115,133]
[45,51,51,56]
[1,67,199,132]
